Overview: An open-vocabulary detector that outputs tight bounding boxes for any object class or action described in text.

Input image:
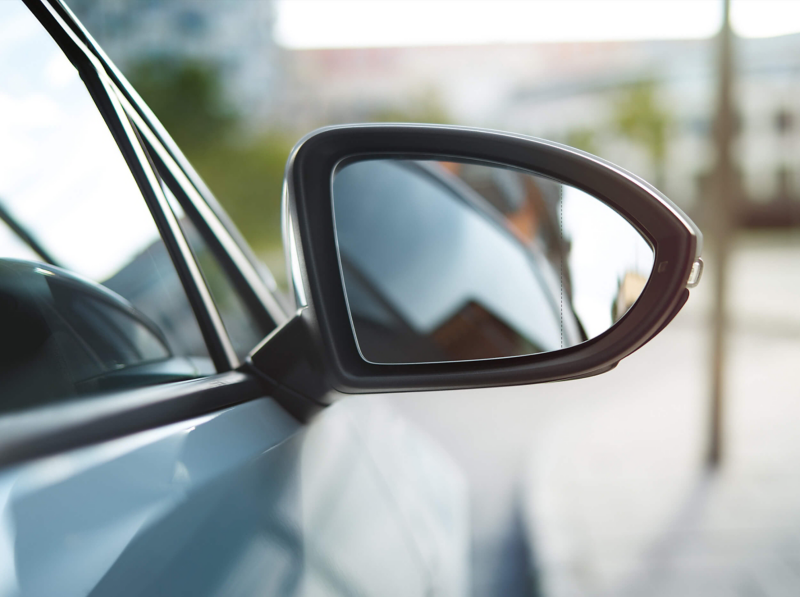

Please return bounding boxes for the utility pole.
[708,0,736,468]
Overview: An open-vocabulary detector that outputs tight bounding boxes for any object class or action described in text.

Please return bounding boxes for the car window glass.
[0,1,213,414]
[162,183,268,359]
[0,217,41,262]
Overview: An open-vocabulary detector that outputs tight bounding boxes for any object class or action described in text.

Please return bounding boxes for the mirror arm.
[245,308,331,421]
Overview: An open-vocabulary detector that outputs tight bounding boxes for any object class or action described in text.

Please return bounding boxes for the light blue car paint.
[0,397,468,597]
[0,3,470,594]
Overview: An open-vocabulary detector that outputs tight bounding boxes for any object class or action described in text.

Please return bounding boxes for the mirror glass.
[332,159,654,364]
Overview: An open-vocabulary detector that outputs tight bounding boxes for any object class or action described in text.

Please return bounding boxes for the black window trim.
[21,0,239,373]
[47,0,290,323]
[0,371,263,468]
[148,138,280,349]
[0,0,280,468]
[120,96,288,331]
[121,100,240,371]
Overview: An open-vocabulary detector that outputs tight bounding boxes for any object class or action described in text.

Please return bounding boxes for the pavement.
[391,232,800,597]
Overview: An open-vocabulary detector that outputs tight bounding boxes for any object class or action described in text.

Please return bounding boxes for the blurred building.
[65,1,800,227]
[69,0,281,123]
[283,35,800,226]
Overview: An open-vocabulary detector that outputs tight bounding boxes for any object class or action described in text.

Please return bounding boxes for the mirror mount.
[246,308,332,419]
[274,124,702,396]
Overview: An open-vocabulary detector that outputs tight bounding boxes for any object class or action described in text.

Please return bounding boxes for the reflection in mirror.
[332,159,654,364]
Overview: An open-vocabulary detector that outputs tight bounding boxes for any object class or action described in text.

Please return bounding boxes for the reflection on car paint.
[0,397,468,596]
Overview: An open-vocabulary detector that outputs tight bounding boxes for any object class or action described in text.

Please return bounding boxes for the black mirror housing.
[249,124,702,403]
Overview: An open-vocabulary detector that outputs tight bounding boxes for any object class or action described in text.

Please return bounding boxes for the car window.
[161,181,270,359]
[0,1,213,413]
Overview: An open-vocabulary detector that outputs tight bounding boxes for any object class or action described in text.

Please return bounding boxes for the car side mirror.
[249,125,702,407]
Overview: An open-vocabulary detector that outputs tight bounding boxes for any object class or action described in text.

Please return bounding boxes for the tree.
[128,57,291,253]
[565,127,599,155]
[128,57,237,150]
[612,79,672,190]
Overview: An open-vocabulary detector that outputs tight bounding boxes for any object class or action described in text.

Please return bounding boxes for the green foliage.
[565,127,599,155]
[612,79,672,185]
[128,57,290,252]
[129,57,236,149]
[190,136,293,252]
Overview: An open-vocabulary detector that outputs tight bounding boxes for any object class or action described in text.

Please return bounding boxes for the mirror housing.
[249,124,702,404]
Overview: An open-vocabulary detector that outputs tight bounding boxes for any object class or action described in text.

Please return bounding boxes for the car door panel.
[2,398,298,596]
[1,2,470,595]
[0,396,467,597]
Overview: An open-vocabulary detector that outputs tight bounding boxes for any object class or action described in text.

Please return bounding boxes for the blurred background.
[70,1,800,595]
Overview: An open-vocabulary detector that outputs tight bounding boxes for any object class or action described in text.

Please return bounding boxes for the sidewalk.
[524,234,800,596]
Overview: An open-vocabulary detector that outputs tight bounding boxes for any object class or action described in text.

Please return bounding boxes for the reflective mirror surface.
[332,159,654,364]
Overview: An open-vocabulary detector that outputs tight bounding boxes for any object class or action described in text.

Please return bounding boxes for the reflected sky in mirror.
[562,186,653,337]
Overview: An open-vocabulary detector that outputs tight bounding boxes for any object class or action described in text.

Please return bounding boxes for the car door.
[0,1,469,596]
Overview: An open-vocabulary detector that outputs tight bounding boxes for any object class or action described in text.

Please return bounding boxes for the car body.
[0,1,701,596]
[0,1,470,595]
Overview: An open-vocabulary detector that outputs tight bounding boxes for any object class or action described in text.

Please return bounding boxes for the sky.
[276,0,800,49]
[0,1,161,282]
